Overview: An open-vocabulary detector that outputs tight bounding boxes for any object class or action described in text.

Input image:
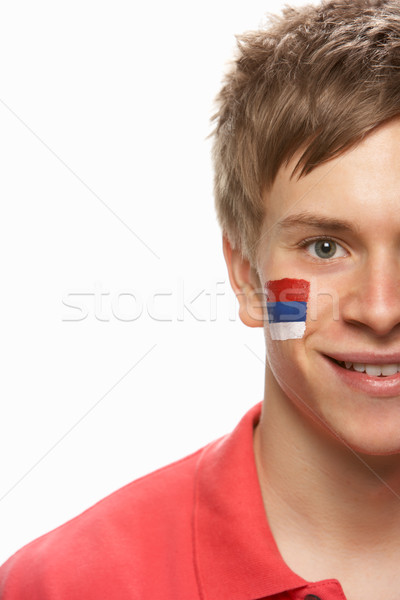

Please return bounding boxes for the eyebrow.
[276,211,356,233]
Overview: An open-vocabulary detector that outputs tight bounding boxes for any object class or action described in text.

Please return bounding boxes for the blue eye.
[306,239,347,259]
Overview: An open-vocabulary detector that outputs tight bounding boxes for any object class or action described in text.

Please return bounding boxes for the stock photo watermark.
[61,277,340,324]
[62,279,233,322]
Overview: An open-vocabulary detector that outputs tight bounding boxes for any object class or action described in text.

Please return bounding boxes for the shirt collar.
[193,402,309,600]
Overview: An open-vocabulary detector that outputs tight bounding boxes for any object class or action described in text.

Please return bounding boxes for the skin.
[223,117,400,600]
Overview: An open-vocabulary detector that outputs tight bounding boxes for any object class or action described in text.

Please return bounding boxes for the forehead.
[263,117,400,230]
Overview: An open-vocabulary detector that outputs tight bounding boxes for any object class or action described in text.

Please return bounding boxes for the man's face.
[256,117,400,455]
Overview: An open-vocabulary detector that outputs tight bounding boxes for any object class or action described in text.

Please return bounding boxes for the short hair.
[211,0,400,267]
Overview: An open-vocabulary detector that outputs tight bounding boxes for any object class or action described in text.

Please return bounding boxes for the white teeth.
[365,364,382,376]
[338,361,400,376]
[381,364,398,376]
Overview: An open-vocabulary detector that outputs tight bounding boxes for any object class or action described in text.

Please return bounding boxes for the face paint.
[265,278,310,340]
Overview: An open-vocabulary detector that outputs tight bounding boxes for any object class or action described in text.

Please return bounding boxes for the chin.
[342,426,400,457]
[315,408,400,457]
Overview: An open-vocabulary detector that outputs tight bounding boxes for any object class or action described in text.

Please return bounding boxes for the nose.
[340,253,400,337]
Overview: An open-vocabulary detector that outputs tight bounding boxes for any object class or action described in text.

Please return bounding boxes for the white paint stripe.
[269,321,306,341]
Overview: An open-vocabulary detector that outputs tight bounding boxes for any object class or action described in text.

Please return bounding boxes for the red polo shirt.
[0,402,347,599]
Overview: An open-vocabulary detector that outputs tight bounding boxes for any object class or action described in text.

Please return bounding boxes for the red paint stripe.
[265,278,310,302]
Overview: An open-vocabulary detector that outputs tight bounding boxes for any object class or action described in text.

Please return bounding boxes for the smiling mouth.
[328,357,400,377]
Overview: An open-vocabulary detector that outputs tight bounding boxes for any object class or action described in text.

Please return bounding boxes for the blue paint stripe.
[267,301,307,323]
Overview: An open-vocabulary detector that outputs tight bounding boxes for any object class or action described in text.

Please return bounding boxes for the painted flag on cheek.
[265,278,310,341]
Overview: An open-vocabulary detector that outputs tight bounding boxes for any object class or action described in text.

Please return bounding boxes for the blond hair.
[212,0,400,266]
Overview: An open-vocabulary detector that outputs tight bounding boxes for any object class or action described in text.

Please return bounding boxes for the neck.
[254,372,400,560]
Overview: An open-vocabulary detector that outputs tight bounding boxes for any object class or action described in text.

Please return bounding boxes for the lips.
[325,351,400,365]
[323,354,400,397]
[330,358,400,377]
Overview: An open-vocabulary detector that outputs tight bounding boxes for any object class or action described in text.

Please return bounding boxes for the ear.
[222,236,265,328]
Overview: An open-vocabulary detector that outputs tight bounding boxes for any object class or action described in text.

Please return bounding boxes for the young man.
[2,0,400,598]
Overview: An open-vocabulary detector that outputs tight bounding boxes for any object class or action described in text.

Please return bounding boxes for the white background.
[0,0,314,564]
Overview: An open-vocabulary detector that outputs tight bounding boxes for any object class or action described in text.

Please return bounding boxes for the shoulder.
[0,445,207,599]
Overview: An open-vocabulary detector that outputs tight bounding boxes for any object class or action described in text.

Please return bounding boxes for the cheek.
[263,277,314,385]
[306,284,341,334]
[264,334,290,373]
[264,334,312,414]
[264,278,310,341]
